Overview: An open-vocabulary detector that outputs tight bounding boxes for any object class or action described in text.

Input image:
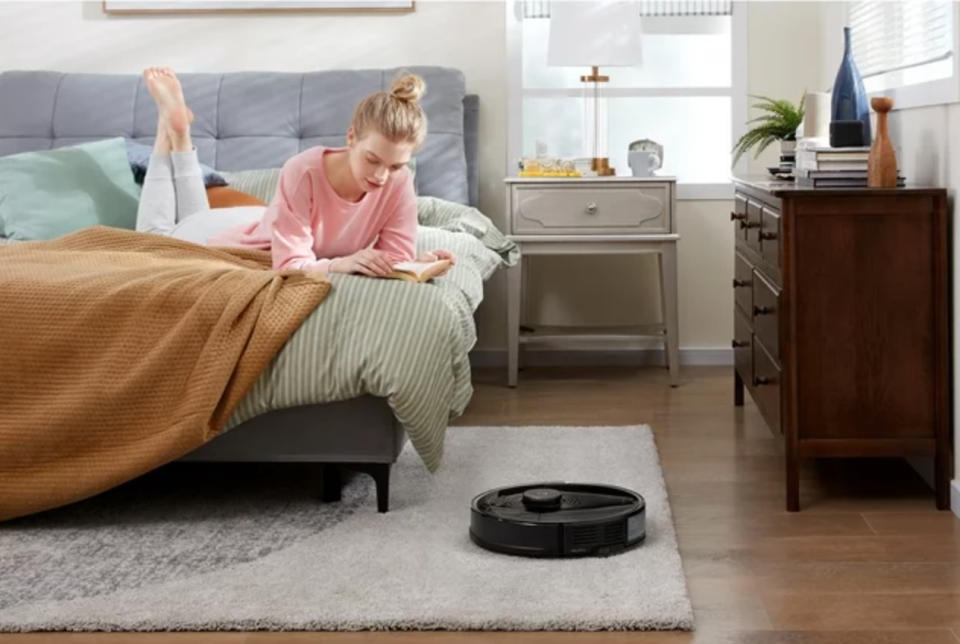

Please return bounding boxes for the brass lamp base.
[591,158,616,176]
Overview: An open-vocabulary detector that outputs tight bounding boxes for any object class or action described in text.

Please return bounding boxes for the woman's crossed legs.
[135,68,262,244]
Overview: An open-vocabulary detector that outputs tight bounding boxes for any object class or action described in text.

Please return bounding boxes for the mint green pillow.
[0,137,140,241]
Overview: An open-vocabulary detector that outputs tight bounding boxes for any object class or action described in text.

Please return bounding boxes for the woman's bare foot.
[143,67,192,151]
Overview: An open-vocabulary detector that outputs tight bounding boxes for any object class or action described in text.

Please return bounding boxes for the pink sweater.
[209,146,417,273]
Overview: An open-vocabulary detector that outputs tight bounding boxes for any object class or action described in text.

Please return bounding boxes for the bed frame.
[0,67,480,513]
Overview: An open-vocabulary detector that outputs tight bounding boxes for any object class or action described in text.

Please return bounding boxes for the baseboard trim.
[469,347,733,368]
[952,480,960,519]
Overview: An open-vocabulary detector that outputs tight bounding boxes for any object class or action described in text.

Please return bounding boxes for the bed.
[0,67,512,513]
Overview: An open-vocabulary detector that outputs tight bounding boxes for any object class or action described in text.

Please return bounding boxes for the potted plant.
[732,94,805,168]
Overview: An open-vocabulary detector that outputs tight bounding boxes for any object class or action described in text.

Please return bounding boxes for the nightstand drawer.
[511,183,671,235]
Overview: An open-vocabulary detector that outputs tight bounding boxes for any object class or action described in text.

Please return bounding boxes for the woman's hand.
[416,249,455,278]
[417,249,456,264]
[329,249,394,277]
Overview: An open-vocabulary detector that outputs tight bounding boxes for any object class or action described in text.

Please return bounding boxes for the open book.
[386,259,452,283]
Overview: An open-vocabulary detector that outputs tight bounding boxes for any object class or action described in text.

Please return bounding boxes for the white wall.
[746,1,827,174]
[0,0,825,359]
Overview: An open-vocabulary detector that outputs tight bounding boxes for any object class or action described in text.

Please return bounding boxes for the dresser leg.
[734,370,744,406]
[506,260,522,388]
[659,245,680,387]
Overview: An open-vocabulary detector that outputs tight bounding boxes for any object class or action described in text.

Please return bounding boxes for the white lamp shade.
[547,1,642,67]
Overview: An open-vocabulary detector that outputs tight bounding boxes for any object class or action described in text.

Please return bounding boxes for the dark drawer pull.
[753,305,774,316]
[730,211,746,221]
[732,278,751,288]
[740,221,760,230]
[732,339,749,348]
[754,376,774,386]
[760,231,778,240]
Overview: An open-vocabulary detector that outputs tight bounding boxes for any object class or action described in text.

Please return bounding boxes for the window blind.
[522,0,732,20]
[638,1,731,17]
[849,1,953,78]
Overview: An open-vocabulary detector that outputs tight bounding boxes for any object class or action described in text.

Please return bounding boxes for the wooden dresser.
[731,177,950,511]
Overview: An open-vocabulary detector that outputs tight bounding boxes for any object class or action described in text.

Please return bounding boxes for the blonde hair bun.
[390,73,425,103]
[351,73,428,146]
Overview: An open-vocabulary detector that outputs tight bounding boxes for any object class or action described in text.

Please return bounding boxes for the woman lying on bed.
[135,67,454,278]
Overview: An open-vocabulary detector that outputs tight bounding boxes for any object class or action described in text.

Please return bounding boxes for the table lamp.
[548,0,642,176]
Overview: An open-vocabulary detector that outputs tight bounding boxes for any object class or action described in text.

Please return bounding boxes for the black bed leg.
[321,464,342,503]
[350,463,391,513]
[370,463,391,513]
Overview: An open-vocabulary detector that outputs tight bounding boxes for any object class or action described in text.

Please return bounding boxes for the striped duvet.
[228,198,517,471]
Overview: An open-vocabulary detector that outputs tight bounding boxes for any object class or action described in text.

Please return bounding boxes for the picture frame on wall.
[102,1,414,13]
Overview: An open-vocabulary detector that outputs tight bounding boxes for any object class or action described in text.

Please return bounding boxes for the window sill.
[868,75,960,112]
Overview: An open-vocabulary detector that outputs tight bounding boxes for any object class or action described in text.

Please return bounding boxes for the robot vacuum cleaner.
[469,482,645,558]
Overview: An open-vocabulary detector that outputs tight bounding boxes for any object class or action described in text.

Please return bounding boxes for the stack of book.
[795,145,905,187]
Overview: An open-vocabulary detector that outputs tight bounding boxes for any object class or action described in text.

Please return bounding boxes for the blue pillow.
[124,140,226,187]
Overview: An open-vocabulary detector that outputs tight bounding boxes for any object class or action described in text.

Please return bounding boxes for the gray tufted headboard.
[0,66,479,207]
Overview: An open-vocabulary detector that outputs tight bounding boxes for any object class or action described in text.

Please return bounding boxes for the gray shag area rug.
[0,425,693,632]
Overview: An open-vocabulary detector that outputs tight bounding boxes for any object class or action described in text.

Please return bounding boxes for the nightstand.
[504,176,680,387]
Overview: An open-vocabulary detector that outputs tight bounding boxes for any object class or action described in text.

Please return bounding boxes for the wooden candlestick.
[868,96,898,188]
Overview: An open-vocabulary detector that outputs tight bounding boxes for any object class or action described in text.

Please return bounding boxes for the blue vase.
[831,26,871,144]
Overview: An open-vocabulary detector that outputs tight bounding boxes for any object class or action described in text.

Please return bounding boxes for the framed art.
[102,1,414,13]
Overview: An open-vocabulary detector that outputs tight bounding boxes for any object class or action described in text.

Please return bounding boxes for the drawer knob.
[732,278,751,288]
[760,231,779,240]
[753,305,774,316]
[732,339,749,348]
[730,211,746,221]
[754,376,773,386]
[740,221,760,230]
[585,202,598,215]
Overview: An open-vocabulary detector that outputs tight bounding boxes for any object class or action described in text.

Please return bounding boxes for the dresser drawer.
[733,307,753,387]
[744,199,763,252]
[733,252,753,318]
[511,183,671,235]
[733,194,748,242]
[753,340,782,434]
[760,206,781,268]
[752,270,780,362]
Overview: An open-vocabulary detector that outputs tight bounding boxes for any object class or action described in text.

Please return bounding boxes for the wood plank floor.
[5,366,959,644]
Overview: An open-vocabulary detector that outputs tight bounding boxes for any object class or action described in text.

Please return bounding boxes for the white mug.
[629,150,661,177]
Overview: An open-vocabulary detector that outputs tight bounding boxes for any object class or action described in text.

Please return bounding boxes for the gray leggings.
[135,149,264,245]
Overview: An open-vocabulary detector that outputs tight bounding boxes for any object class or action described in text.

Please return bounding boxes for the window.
[848,1,959,109]
[507,0,747,199]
